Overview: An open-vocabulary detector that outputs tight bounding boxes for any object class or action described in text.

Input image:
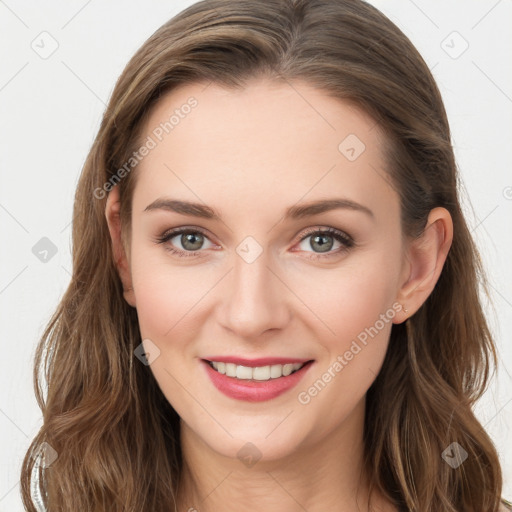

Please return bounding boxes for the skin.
[105,78,453,512]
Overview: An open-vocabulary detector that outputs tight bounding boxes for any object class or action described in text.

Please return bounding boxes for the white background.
[1,1,511,509]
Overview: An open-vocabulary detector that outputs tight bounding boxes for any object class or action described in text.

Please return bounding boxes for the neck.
[176,399,396,512]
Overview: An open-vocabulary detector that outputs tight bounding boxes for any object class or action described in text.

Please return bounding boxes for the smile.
[201,358,314,402]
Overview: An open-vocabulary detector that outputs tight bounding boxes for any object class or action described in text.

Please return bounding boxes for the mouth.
[201,357,315,402]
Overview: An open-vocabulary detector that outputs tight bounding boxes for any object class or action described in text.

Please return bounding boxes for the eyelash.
[154,226,355,260]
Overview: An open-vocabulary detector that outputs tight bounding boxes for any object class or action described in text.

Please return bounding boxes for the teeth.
[210,361,305,380]
[236,365,253,379]
[225,363,237,377]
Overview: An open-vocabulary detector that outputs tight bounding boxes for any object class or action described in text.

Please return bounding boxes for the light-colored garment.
[501,499,512,511]
[30,454,47,512]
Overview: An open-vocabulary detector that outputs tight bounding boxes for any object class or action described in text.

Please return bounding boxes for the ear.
[105,185,136,307]
[393,207,453,323]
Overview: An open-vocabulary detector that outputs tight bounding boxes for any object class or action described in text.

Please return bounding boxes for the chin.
[183,413,313,464]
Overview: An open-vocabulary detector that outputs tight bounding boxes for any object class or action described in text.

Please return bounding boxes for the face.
[124,79,408,462]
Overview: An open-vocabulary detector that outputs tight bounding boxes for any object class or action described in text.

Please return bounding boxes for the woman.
[21,0,510,510]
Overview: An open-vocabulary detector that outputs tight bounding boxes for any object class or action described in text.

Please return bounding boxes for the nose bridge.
[219,246,290,338]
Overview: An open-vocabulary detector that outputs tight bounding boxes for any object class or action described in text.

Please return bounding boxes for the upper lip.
[202,356,313,367]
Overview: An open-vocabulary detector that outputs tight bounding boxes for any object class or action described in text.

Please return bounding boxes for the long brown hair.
[21,0,504,510]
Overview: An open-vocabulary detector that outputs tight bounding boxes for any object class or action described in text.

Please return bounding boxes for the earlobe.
[393,207,453,323]
[105,186,136,308]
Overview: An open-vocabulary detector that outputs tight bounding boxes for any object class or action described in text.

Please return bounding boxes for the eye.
[154,226,355,260]
[294,227,354,260]
[155,227,216,258]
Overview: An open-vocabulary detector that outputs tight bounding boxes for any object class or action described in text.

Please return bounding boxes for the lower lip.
[202,360,314,402]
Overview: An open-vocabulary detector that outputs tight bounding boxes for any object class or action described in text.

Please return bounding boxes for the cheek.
[130,259,201,342]
[128,243,228,369]
[291,254,400,414]
[290,253,399,347]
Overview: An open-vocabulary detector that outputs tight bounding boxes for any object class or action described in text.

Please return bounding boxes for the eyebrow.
[144,197,374,220]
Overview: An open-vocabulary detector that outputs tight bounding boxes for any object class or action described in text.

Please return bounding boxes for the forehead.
[131,79,398,222]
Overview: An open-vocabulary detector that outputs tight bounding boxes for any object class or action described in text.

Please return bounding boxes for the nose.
[217,250,291,340]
